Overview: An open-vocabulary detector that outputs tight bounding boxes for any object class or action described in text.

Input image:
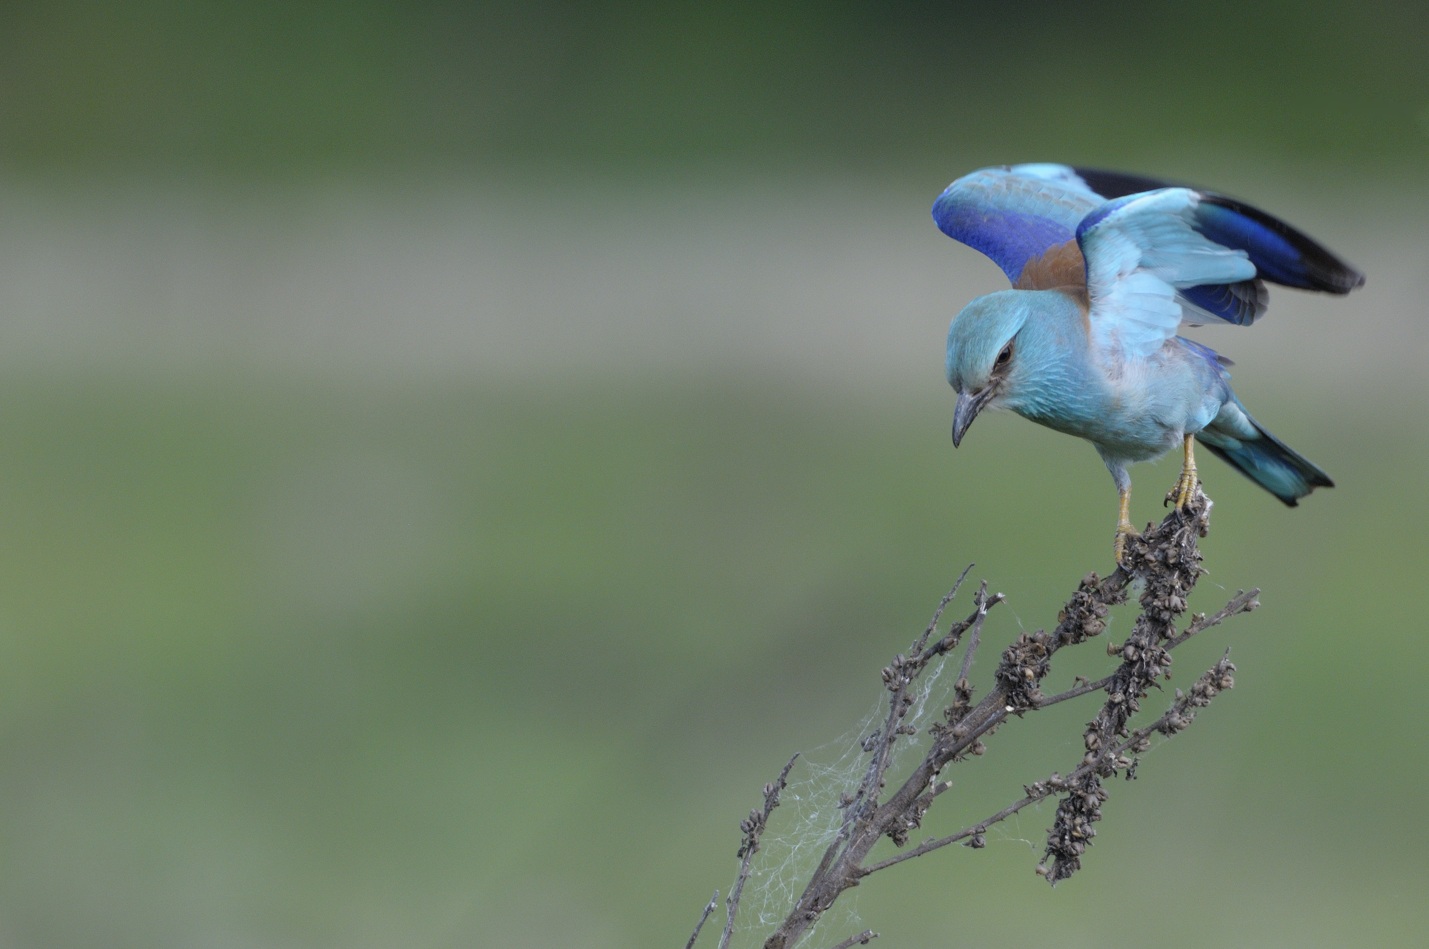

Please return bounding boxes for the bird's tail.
[1196,406,1333,506]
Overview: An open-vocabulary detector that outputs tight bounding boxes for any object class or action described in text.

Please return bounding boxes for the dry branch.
[689,485,1261,949]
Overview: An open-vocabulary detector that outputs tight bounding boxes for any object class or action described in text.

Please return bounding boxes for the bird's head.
[945,290,1030,446]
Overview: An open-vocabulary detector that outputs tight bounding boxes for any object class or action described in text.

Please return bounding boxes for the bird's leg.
[1114,484,1138,566]
[1167,433,1198,511]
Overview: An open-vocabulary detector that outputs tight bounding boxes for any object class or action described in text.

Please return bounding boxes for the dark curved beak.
[951,387,992,447]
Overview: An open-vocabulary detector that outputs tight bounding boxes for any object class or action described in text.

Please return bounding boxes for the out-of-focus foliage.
[0,0,1424,178]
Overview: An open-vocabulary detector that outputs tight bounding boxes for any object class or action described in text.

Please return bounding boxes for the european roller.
[933,164,1363,563]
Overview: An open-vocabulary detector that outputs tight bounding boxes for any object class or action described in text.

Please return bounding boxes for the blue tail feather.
[1197,414,1333,506]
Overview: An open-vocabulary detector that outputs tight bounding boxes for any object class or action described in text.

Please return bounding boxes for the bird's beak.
[951,387,992,447]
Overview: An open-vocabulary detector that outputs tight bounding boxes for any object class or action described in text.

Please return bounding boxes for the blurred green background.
[0,2,1424,947]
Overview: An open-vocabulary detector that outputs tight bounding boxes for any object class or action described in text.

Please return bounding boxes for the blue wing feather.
[931,202,1072,283]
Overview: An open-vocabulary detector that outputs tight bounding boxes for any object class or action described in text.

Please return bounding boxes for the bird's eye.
[994,343,1013,369]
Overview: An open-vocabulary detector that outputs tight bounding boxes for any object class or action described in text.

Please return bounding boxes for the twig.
[955,581,993,686]
[920,564,976,655]
[1168,589,1261,648]
[825,931,877,949]
[720,755,798,949]
[686,891,719,949]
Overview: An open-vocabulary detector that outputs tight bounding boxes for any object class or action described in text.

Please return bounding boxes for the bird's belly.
[1018,404,1182,462]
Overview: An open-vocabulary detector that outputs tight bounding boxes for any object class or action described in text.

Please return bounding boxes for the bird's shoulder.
[1014,239,1090,301]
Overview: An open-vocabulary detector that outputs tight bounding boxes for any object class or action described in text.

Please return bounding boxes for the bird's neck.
[1002,291,1112,430]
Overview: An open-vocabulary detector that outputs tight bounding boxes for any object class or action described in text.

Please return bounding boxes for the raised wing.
[1077,188,1260,358]
[930,166,1101,286]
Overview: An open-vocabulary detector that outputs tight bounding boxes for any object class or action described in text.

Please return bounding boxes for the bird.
[932,164,1364,564]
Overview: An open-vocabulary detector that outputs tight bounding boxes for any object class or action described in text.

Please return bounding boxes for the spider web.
[728,652,954,949]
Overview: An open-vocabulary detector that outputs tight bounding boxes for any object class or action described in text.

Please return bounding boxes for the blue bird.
[933,164,1363,563]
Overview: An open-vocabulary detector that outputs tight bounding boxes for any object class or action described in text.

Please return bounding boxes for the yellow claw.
[1171,433,1199,511]
[1114,485,1139,566]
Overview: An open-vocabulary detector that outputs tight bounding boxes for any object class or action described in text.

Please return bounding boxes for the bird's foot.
[1165,470,1200,512]
[1113,521,1140,568]
[1165,434,1199,513]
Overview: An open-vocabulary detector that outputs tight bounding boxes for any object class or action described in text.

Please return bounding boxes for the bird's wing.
[1076,188,1257,358]
[931,166,1102,286]
[1076,186,1366,358]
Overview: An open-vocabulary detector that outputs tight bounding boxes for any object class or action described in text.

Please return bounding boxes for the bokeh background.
[0,2,1424,947]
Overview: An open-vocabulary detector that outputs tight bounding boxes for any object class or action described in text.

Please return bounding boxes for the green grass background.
[0,2,1425,947]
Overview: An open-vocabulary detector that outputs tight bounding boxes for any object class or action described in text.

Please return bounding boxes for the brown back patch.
[1015,239,1088,298]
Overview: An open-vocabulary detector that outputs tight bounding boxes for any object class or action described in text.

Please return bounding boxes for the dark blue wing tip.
[1195,194,1365,294]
